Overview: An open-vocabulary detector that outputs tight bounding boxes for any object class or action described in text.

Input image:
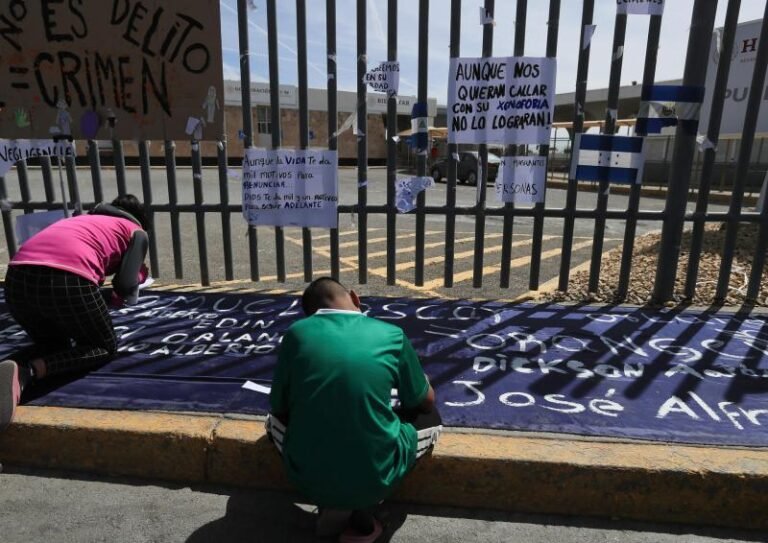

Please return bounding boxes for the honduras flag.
[570,134,645,184]
[636,85,705,135]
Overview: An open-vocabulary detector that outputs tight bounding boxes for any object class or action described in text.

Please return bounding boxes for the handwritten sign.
[0,139,74,176]
[0,1,224,141]
[616,0,665,15]
[242,148,338,228]
[448,56,556,145]
[364,61,400,96]
[4,294,767,447]
[495,156,547,204]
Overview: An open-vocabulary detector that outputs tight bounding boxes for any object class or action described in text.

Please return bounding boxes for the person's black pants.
[4,265,117,377]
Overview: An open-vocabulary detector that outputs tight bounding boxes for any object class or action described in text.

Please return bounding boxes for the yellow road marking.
[420,239,595,290]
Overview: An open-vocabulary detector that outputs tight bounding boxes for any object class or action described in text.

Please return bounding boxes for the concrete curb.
[2,406,767,531]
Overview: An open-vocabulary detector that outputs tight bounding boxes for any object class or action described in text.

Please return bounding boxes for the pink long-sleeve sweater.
[9,214,142,286]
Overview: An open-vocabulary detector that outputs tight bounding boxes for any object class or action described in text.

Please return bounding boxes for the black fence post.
[652,0,718,304]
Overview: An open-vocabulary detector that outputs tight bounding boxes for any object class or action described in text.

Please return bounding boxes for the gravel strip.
[544,223,768,307]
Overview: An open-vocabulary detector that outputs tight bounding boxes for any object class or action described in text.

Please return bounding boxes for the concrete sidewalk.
[2,405,767,532]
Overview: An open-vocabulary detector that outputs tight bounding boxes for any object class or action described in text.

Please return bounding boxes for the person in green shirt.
[267,277,442,542]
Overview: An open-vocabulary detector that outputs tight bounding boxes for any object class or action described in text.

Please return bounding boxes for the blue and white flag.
[570,134,645,184]
[636,85,705,135]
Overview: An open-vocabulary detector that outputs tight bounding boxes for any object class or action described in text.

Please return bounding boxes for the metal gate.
[0,0,766,304]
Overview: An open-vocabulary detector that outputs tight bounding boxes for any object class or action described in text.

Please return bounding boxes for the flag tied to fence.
[395,176,434,213]
[410,102,429,151]
[570,134,646,184]
[636,85,705,136]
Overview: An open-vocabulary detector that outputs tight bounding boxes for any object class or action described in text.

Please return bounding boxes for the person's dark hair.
[301,277,349,316]
[111,194,148,230]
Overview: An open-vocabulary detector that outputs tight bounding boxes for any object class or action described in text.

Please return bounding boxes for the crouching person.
[0,195,149,432]
[267,277,442,542]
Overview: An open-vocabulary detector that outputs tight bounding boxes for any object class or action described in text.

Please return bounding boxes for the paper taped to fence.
[396,176,434,213]
[448,56,556,145]
[495,156,547,204]
[242,149,338,228]
[0,139,75,176]
[616,0,665,15]
[364,61,400,96]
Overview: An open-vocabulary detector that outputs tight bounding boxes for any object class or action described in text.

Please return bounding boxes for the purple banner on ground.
[1,291,767,447]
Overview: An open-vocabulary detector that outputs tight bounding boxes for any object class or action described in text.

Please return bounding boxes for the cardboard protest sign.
[364,61,400,96]
[616,0,665,15]
[448,56,556,145]
[0,139,74,176]
[0,0,224,141]
[495,156,547,204]
[242,149,338,228]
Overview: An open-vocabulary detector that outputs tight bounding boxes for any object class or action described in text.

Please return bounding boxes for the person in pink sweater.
[0,195,149,431]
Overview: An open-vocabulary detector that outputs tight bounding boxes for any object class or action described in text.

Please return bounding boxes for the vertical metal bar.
[217,139,234,281]
[528,0,560,291]
[587,13,626,293]
[267,0,286,282]
[41,156,55,203]
[113,141,127,196]
[191,141,210,286]
[472,0,494,289]
[684,0,741,299]
[558,0,595,292]
[386,0,398,286]
[17,160,32,215]
[64,152,81,216]
[716,5,768,301]
[88,140,104,203]
[138,141,160,277]
[165,141,184,279]
[356,0,369,284]
[617,12,663,302]
[296,0,313,283]
[500,0,527,289]
[652,0,718,302]
[327,0,340,280]
[414,0,428,286]
[238,0,259,282]
[443,0,461,288]
[0,177,16,256]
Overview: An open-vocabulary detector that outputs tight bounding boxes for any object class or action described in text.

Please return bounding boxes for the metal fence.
[1,0,767,304]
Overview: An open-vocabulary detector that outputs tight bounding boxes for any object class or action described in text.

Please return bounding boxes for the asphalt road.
[0,166,729,300]
[0,468,764,543]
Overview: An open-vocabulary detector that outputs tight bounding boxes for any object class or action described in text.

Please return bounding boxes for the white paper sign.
[0,139,75,177]
[448,56,557,145]
[699,19,768,137]
[495,156,547,204]
[242,149,338,228]
[395,176,434,213]
[616,0,665,15]
[364,61,400,96]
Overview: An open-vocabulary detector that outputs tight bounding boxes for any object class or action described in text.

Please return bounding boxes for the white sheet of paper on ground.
[243,381,272,394]
[138,276,155,290]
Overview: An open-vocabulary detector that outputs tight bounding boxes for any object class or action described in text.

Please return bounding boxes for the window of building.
[256,106,271,134]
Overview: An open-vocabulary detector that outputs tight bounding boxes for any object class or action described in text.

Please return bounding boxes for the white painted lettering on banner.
[242,149,338,228]
[448,56,556,145]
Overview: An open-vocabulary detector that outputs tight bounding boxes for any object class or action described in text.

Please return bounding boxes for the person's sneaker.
[0,360,22,432]
[339,511,383,543]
